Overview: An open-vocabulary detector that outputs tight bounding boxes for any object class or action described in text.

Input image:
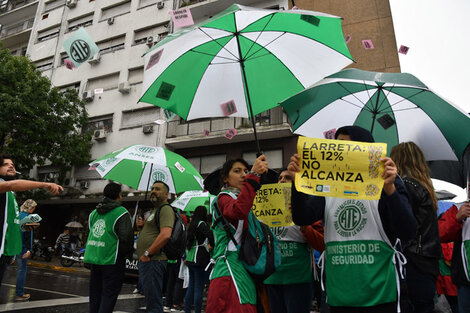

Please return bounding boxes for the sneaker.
[15,294,30,301]
[163,306,171,312]
[133,288,140,294]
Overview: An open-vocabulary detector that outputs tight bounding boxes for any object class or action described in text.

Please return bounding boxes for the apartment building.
[0,0,400,235]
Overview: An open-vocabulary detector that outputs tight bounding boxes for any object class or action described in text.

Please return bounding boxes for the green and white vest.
[84,206,129,265]
[459,203,470,282]
[210,191,256,305]
[0,192,21,256]
[265,225,312,284]
[323,197,399,307]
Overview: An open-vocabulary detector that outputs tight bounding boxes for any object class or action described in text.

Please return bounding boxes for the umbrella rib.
[242,13,275,59]
[189,49,239,63]
[244,31,287,61]
[336,82,371,111]
[197,27,239,61]
[387,88,427,109]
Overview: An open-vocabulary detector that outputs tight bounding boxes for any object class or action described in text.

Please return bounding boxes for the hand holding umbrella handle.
[251,154,268,176]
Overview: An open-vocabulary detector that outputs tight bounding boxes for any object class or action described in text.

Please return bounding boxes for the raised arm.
[0,180,63,194]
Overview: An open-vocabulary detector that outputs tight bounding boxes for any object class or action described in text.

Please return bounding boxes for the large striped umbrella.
[171,190,216,214]
[281,69,470,161]
[139,4,353,153]
[90,145,204,194]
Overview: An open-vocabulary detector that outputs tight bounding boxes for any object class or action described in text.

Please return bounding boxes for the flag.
[62,27,99,67]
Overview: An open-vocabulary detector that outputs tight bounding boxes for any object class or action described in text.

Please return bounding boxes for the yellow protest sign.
[295,136,387,200]
[251,183,294,227]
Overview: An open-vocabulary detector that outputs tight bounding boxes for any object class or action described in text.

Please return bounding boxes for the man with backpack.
[136,181,175,313]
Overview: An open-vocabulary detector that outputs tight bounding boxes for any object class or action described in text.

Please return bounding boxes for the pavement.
[27,256,89,274]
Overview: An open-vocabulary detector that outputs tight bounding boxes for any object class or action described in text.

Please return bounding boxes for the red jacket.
[300,220,325,252]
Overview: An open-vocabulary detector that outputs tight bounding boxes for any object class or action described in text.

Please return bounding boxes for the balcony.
[0,17,34,47]
[165,106,293,149]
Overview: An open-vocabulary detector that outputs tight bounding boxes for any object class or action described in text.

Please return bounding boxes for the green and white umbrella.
[90,145,204,194]
[281,69,470,161]
[171,190,216,214]
[139,4,353,152]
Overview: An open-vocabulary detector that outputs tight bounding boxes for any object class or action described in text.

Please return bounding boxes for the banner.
[295,136,387,200]
[62,27,99,67]
[251,183,294,227]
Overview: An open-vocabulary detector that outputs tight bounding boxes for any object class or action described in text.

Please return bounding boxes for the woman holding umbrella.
[206,155,268,313]
[390,142,442,313]
[184,205,214,313]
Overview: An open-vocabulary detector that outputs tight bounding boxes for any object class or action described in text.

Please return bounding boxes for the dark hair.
[0,154,14,166]
[103,182,121,200]
[220,158,249,182]
[335,126,374,143]
[152,180,169,193]
[186,206,208,250]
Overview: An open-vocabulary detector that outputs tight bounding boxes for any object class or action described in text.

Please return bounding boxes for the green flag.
[62,27,99,67]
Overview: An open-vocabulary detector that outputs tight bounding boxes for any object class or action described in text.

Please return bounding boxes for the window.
[187,154,226,175]
[37,25,60,42]
[101,0,131,20]
[34,57,54,71]
[133,24,168,45]
[86,72,120,91]
[58,82,80,93]
[121,107,159,128]
[97,35,125,54]
[138,0,157,9]
[243,149,283,170]
[68,13,93,32]
[86,115,114,133]
[44,0,66,12]
[37,166,60,182]
[128,66,144,85]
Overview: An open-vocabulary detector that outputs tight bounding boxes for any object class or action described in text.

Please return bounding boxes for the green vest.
[324,197,398,307]
[210,191,256,305]
[1,192,21,256]
[84,206,129,265]
[265,225,312,284]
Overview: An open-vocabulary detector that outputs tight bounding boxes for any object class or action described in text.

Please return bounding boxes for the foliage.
[0,44,92,176]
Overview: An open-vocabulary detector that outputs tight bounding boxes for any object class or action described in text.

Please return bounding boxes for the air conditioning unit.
[107,17,114,25]
[88,52,101,64]
[118,81,130,94]
[157,1,164,9]
[82,90,94,102]
[142,125,154,134]
[92,129,106,141]
[66,0,77,8]
[146,36,154,47]
[80,181,89,189]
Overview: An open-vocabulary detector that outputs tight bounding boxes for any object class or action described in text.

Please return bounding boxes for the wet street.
[0,260,146,312]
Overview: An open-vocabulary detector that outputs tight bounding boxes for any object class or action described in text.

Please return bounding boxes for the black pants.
[330,302,397,313]
[405,261,436,313]
[89,257,125,313]
[0,255,13,285]
[165,260,181,307]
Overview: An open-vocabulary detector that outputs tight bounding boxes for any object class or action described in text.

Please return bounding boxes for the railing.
[0,0,36,14]
[166,106,286,138]
[0,18,34,38]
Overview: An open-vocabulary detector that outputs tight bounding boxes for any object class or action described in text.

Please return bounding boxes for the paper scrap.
[169,8,194,29]
[345,35,351,44]
[398,45,410,55]
[64,59,74,70]
[323,128,337,139]
[362,39,374,50]
[224,128,238,140]
[94,88,104,94]
[221,100,237,116]
[174,162,185,173]
[203,129,210,136]
[146,49,164,70]
[154,120,166,125]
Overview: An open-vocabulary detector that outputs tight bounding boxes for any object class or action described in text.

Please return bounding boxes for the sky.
[389,0,470,113]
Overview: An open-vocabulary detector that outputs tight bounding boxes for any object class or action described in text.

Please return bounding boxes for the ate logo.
[137,146,156,154]
[333,200,367,238]
[70,40,91,63]
[92,219,106,238]
[152,170,167,182]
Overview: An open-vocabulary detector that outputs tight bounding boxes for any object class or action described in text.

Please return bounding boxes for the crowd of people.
[1,125,470,313]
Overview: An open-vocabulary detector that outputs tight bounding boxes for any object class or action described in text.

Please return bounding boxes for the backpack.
[155,204,187,260]
[212,194,281,281]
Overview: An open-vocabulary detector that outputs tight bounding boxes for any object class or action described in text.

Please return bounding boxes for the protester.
[287,126,417,313]
[184,205,214,313]
[15,199,37,301]
[264,169,316,313]
[206,155,268,313]
[438,201,470,313]
[391,142,442,313]
[83,182,134,313]
[0,154,62,285]
[136,181,175,313]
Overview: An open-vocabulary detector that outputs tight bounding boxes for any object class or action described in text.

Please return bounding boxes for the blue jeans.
[139,260,167,313]
[184,265,208,313]
[15,254,27,297]
[458,284,470,313]
[266,282,313,313]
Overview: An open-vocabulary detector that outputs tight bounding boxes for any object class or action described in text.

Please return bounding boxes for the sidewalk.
[27,256,90,274]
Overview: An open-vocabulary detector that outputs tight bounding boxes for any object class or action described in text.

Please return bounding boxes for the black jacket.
[402,177,442,277]
[186,221,214,268]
